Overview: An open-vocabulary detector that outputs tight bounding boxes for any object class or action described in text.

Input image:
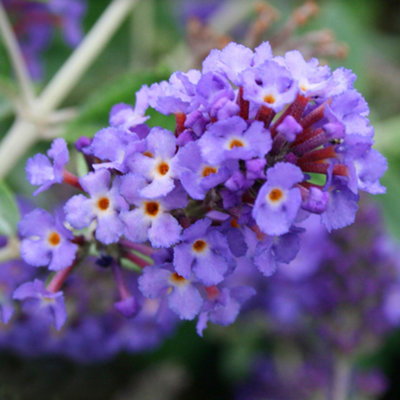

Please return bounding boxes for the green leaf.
[377,159,400,242]
[0,75,18,101]
[63,69,172,143]
[307,172,326,187]
[0,180,20,236]
[0,95,13,123]
[374,116,400,156]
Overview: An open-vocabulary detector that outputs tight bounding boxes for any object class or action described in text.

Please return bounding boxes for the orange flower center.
[144,201,160,217]
[157,162,170,176]
[201,166,217,177]
[192,239,208,253]
[97,197,110,211]
[300,84,307,93]
[263,94,276,104]
[268,188,284,202]
[170,272,187,285]
[48,231,61,246]
[229,139,244,149]
[230,218,239,228]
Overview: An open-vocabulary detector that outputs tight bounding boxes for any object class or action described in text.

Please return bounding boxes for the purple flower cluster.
[4,0,86,78]
[14,42,385,335]
[234,200,397,399]
[253,202,400,354]
[0,259,176,362]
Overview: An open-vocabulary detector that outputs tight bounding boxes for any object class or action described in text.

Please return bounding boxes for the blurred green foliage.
[0,180,19,236]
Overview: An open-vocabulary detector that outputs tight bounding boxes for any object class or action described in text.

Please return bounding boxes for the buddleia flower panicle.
[11,41,386,335]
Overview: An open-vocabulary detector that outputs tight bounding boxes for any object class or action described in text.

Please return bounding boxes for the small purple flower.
[138,264,203,320]
[173,219,234,286]
[275,115,303,142]
[0,261,32,324]
[253,162,303,236]
[253,230,301,277]
[195,72,238,120]
[176,141,235,200]
[147,70,201,115]
[276,50,331,96]
[354,149,387,194]
[241,60,297,112]
[18,209,77,271]
[196,285,255,336]
[109,86,150,132]
[326,67,357,97]
[120,176,186,248]
[202,42,255,86]
[13,279,67,330]
[301,187,330,214]
[114,297,137,318]
[111,261,138,318]
[26,138,69,195]
[327,90,374,139]
[198,116,271,165]
[320,182,359,231]
[84,127,144,173]
[128,127,179,198]
[64,169,128,244]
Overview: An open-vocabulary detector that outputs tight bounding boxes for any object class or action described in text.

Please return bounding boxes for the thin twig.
[0,1,35,106]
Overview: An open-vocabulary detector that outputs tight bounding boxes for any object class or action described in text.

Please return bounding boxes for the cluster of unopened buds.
[12,41,386,336]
